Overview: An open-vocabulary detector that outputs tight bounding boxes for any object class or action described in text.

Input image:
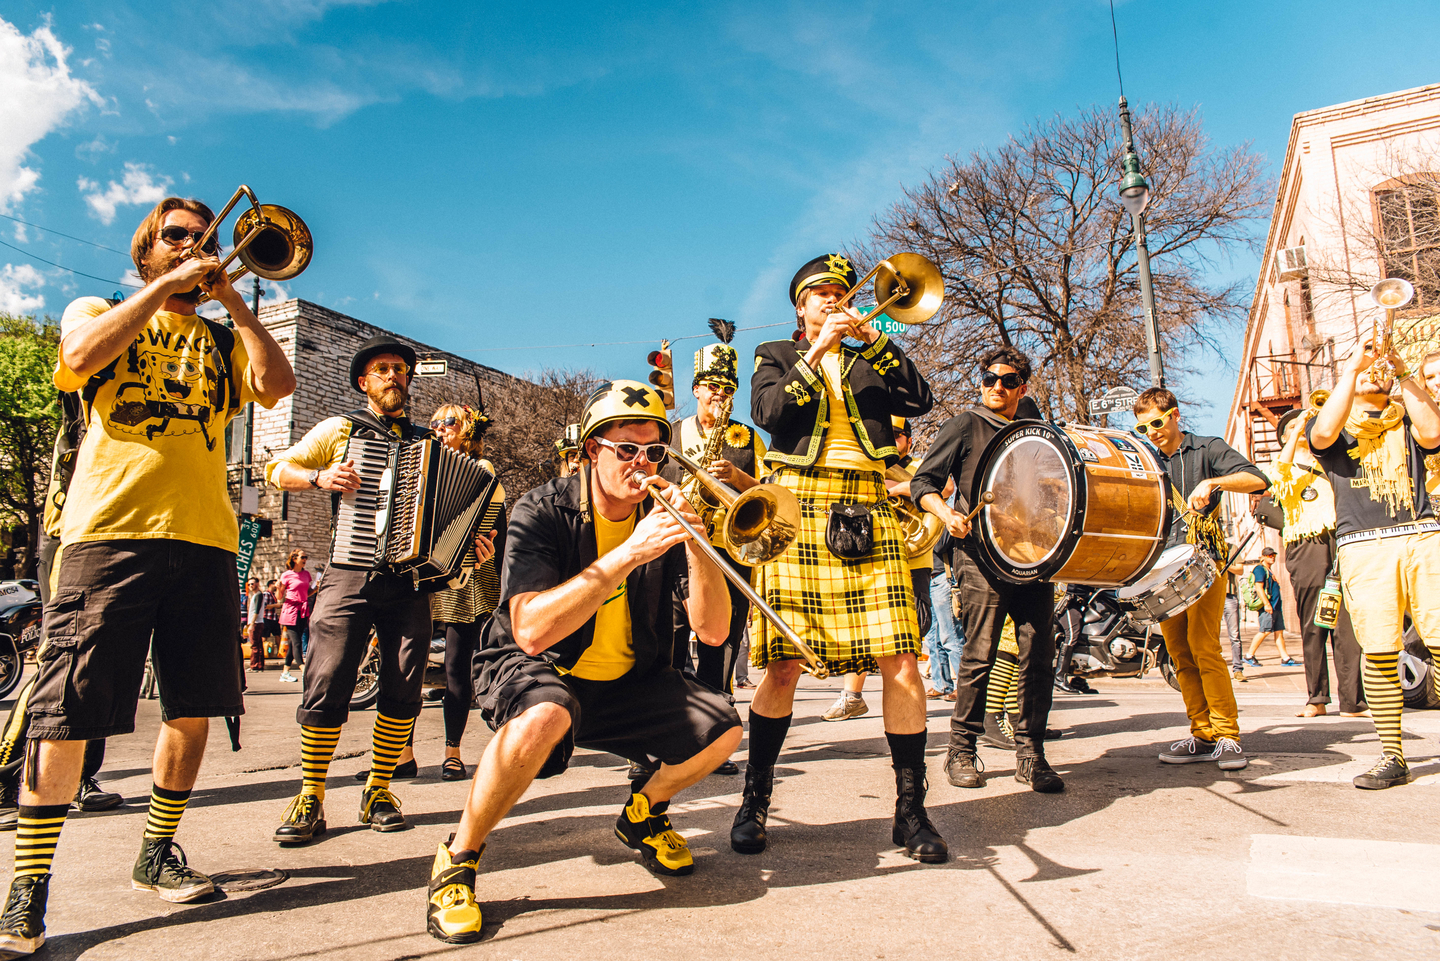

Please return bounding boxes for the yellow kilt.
[750,465,920,674]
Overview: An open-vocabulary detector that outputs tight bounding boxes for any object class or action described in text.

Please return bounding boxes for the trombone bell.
[233,204,313,281]
[871,252,945,325]
[722,485,800,566]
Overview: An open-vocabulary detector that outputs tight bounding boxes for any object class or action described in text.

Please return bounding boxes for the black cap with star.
[790,253,857,305]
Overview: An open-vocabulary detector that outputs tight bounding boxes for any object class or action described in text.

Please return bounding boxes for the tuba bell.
[884,464,944,561]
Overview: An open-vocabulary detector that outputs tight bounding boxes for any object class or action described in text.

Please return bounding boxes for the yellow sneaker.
[426,839,483,944]
[613,793,694,876]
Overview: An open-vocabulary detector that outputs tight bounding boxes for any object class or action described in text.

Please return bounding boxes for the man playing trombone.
[734,253,947,864]
[426,381,741,944]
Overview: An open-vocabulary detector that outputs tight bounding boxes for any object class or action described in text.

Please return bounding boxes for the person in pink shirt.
[278,550,313,683]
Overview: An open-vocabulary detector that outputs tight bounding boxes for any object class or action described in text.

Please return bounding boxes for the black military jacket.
[751,333,932,469]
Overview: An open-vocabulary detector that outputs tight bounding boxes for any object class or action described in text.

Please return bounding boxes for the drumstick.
[962,491,994,524]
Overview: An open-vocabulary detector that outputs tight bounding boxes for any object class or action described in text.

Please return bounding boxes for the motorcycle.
[350,627,449,711]
[1053,585,1180,694]
[0,580,44,701]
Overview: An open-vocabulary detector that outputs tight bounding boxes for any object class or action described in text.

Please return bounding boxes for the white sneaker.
[279,671,298,683]
[821,694,868,721]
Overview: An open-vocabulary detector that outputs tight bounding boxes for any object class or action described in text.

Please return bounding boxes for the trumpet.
[826,252,945,330]
[188,185,313,302]
[1305,388,1331,413]
[1366,277,1415,382]
[634,470,829,679]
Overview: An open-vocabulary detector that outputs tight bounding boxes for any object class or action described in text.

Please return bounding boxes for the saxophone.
[684,395,733,534]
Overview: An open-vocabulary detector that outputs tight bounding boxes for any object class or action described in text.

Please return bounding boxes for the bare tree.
[484,367,601,505]
[856,103,1271,427]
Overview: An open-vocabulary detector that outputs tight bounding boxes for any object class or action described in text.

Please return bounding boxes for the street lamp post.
[1118,95,1164,389]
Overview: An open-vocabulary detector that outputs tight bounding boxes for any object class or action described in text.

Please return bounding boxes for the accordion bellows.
[332,436,500,590]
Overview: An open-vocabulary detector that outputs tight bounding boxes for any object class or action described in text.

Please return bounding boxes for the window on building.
[1374,178,1440,304]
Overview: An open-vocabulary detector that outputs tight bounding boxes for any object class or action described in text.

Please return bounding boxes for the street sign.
[1088,386,1141,416]
[859,304,905,336]
[415,359,447,377]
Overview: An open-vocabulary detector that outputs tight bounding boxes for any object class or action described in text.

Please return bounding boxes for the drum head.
[1116,544,1194,599]
[973,421,1081,583]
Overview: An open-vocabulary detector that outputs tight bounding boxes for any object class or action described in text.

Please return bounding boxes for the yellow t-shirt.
[569,509,637,681]
[815,350,883,473]
[55,296,273,551]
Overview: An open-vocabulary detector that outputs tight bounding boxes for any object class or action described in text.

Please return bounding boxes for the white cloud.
[12,222,26,242]
[78,162,171,225]
[0,263,46,314]
[0,17,103,213]
[75,134,114,162]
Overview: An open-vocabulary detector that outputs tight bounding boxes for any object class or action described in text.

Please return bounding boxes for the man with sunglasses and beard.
[424,381,740,944]
[0,197,294,958]
[911,347,1066,794]
[1131,388,1268,772]
[265,335,439,845]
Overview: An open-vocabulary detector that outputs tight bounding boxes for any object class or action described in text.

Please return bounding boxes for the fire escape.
[1242,350,1331,464]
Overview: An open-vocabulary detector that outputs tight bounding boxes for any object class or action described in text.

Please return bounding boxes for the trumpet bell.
[872,252,944,325]
[1369,278,1415,310]
[233,204,313,281]
[721,484,801,566]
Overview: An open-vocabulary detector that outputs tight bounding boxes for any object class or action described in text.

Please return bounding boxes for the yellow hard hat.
[578,380,672,449]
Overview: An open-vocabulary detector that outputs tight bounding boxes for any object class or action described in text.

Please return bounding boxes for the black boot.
[1015,751,1065,793]
[730,765,773,854]
[979,712,1015,750]
[892,767,947,863]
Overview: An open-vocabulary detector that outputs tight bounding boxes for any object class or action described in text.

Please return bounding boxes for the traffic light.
[647,339,675,410]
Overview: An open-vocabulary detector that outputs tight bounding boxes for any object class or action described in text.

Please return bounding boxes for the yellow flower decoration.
[725,424,751,449]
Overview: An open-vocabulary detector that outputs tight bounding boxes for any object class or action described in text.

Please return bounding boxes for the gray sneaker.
[1158,736,1217,764]
[1212,737,1248,770]
[131,838,215,903]
[821,694,868,721]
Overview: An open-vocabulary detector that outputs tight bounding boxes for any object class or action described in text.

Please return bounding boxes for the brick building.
[227,298,518,586]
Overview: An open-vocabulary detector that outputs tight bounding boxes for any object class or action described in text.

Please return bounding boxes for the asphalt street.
[4,645,1438,961]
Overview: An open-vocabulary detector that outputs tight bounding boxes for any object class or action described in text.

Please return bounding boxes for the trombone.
[666,447,800,566]
[827,252,945,329]
[188,185,314,302]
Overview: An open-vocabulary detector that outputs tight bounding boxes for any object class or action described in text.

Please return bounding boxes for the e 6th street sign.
[1088,386,1141,416]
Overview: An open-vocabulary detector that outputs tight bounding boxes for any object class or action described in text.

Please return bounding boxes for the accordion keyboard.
[332,435,395,568]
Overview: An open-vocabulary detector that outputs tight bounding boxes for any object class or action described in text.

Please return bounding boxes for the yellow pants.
[1338,530,1440,653]
[1159,578,1239,742]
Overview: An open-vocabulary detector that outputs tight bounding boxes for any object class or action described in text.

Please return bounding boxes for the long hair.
[131,197,216,273]
[286,549,305,570]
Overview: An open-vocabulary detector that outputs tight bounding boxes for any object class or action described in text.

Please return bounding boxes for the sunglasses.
[160,225,219,255]
[367,362,410,377]
[1135,407,1178,432]
[981,370,1024,390]
[593,437,669,463]
[700,382,737,397]
[430,415,461,428]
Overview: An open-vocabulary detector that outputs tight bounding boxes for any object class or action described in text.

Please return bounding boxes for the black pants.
[440,618,485,745]
[297,566,433,728]
[1285,535,1365,712]
[950,549,1055,753]
[672,554,751,696]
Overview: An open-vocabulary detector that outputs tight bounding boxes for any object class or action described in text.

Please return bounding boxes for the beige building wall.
[227,299,517,587]
[1222,83,1440,608]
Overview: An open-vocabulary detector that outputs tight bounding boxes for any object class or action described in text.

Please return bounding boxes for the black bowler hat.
[790,253,858,304]
[1276,407,1304,441]
[349,335,417,393]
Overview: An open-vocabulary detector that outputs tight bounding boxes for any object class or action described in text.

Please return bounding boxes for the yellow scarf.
[1345,402,1413,516]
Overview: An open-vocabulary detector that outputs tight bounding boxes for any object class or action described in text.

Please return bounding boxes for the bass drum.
[972,421,1171,586]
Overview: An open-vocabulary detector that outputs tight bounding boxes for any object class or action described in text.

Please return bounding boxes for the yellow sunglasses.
[1135,407,1178,432]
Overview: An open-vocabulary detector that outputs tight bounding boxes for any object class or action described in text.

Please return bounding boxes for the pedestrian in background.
[279,550,312,683]
[1246,548,1295,666]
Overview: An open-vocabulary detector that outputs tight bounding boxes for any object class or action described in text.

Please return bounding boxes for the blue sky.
[3,0,1439,435]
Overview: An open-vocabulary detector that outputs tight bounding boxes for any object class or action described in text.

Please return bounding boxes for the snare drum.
[1115,543,1216,626]
[971,421,1171,587]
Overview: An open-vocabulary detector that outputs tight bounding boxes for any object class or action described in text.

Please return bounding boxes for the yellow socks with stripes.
[143,785,190,839]
[365,714,416,792]
[986,652,1020,716]
[14,804,68,877]
[300,725,342,801]
[1362,653,1404,759]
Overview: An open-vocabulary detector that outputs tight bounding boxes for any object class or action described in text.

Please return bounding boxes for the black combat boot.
[729,765,773,854]
[892,766,947,863]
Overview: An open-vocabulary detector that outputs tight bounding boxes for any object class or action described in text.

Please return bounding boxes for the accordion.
[331,436,500,590]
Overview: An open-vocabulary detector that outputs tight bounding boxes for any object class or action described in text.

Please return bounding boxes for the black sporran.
[826,502,874,560]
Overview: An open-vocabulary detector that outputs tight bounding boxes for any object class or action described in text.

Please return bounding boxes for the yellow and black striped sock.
[14,804,68,878]
[364,714,416,792]
[143,784,191,840]
[987,653,1020,716]
[1429,647,1440,702]
[300,725,342,801]
[1362,653,1404,760]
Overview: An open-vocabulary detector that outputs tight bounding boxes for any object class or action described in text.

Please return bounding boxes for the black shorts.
[477,651,740,780]
[29,540,245,740]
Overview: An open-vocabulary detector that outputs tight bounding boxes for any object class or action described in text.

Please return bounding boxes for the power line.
[1108,0,1125,97]
[0,212,130,255]
[0,238,141,289]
